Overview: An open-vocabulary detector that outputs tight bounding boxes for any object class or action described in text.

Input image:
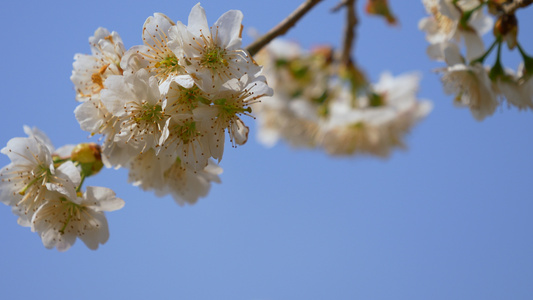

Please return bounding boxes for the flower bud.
[487,0,506,15]
[365,0,397,25]
[494,13,518,49]
[71,143,104,176]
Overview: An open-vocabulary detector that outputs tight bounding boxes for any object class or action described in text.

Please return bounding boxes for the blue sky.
[1,1,532,299]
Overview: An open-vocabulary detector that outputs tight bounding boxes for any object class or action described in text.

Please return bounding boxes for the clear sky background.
[1,1,532,299]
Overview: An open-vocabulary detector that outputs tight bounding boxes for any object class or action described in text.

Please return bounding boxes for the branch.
[502,0,533,14]
[246,0,323,57]
[340,0,358,65]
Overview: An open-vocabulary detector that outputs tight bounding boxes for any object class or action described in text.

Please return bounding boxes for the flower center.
[215,98,251,114]
[168,85,211,115]
[58,198,85,235]
[134,103,164,123]
[153,55,183,79]
[18,165,50,196]
[173,120,200,144]
[200,46,228,70]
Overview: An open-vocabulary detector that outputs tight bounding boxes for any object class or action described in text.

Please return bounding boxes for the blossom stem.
[489,40,504,80]
[460,2,486,29]
[516,42,533,75]
[76,173,86,193]
[246,0,324,56]
[52,156,71,169]
[516,42,532,61]
[52,157,71,164]
[470,37,500,65]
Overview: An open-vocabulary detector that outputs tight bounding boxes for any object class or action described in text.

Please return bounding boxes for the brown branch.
[340,0,358,65]
[502,0,533,14]
[246,0,323,57]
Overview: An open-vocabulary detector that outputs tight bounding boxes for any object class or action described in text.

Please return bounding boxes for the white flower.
[158,76,212,170]
[441,63,498,120]
[74,96,131,168]
[71,28,125,101]
[321,72,432,157]
[253,39,335,148]
[121,13,186,83]
[72,29,133,167]
[440,44,498,120]
[162,115,211,171]
[0,130,80,224]
[23,126,55,152]
[264,95,322,148]
[99,69,170,163]
[194,74,273,161]
[493,68,533,110]
[162,159,222,206]
[257,39,331,105]
[127,149,167,192]
[255,98,321,148]
[516,65,533,109]
[170,3,261,92]
[128,150,222,206]
[419,0,493,61]
[519,78,533,108]
[31,186,124,252]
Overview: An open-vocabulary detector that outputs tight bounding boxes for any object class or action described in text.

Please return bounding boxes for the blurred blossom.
[420,0,533,120]
[254,39,431,157]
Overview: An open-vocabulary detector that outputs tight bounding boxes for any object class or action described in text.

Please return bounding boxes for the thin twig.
[340,0,358,65]
[331,0,349,12]
[246,0,323,57]
[502,0,533,14]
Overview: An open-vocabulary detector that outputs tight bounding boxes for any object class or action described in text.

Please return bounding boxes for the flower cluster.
[72,3,272,205]
[254,39,431,157]
[0,127,124,251]
[1,3,272,251]
[420,0,533,120]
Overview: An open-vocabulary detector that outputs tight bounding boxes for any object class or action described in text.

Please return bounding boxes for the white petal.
[213,10,243,49]
[463,30,485,62]
[100,75,133,115]
[74,100,104,133]
[443,42,464,66]
[55,233,77,252]
[469,10,493,36]
[47,161,81,199]
[85,186,125,212]
[188,3,210,37]
[426,43,445,62]
[54,144,75,158]
[40,229,63,249]
[78,211,109,250]
[231,119,249,145]
[2,136,51,167]
[120,45,150,73]
[23,126,55,152]
[173,75,196,89]
[209,128,225,162]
